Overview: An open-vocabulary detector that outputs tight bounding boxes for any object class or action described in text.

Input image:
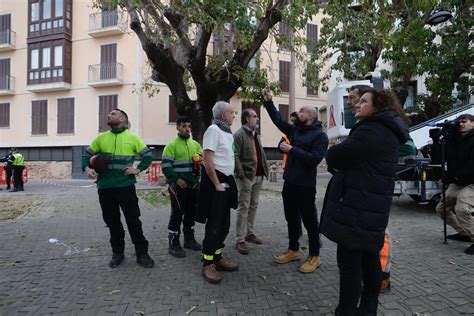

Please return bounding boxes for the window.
[168,95,178,123]
[306,24,318,54]
[100,43,117,80]
[0,103,9,127]
[55,0,63,18]
[57,98,74,134]
[0,59,11,90]
[43,0,51,19]
[32,100,48,135]
[54,46,62,66]
[98,95,117,132]
[0,14,12,45]
[279,104,289,122]
[31,49,39,69]
[279,60,290,93]
[279,22,291,50]
[42,47,51,68]
[31,2,40,21]
[306,67,319,96]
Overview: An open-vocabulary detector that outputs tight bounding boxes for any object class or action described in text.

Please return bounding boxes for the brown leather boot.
[299,255,321,273]
[202,264,221,283]
[215,258,239,271]
[275,250,301,264]
[380,278,391,293]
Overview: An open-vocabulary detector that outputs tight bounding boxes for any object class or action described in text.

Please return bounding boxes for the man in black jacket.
[435,114,474,255]
[263,88,328,273]
[0,149,15,190]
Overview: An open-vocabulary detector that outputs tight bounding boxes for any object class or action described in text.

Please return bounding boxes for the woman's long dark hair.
[364,88,408,122]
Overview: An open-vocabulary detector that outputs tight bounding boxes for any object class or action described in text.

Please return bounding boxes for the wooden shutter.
[32,100,48,134]
[169,95,177,123]
[101,9,118,28]
[0,103,9,127]
[306,24,318,53]
[0,59,10,90]
[279,104,289,122]
[279,61,290,93]
[100,43,117,80]
[57,98,74,134]
[99,95,117,132]
[0,14,11,44]
[242,101,261,134]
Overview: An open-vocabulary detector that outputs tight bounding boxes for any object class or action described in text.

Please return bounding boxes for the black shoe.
[465,244,474,255]
[184,238,202,251]
[447,233,471,242]
[168,232,186,258]
[137,253,155,268]
[109,253,124,268]
[19,188,24,191]
[9,189,18,192]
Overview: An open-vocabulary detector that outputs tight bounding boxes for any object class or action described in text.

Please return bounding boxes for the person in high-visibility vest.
[11,148,25,192]
[279,112,298,171]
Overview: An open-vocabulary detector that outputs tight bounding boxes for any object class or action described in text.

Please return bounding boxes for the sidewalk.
[0,178,472,315]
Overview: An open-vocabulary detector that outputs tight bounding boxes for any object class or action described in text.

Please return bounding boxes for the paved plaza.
[0,177,473,315]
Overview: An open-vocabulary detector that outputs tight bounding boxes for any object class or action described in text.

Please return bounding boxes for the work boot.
[168,232,186,258]
[137,253,155,268]
[275,250,301,264]
[202,264,221,283]
[299,255,321,273]
[183,229,202,251]
[108,253,124,268]
[236,241,249,255]
[380,278,391,293]
[215,258,239,271]
[447,233,471,242]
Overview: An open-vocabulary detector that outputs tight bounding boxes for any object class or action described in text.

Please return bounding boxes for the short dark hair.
[176,116,192,126]
[350,85,371,97]
[457,114,474,122]
[241,108,255,125]
[115,108,128,121]
[290,111,298,118]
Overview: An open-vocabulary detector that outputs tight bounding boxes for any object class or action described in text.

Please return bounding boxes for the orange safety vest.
[282,134,290,171]
[380,230,391,274]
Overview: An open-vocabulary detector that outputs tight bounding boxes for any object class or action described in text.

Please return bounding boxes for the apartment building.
[0,0,327,178]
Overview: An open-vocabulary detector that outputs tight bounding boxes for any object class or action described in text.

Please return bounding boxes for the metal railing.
[0,75,14,91]
[89,11,124,31]
[0,30,15,46]
[88,63,123,82]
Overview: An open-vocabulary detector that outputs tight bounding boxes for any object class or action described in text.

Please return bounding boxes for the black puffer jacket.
[446,128,474,186]
[320,112,409,253]
[263,100,328,188]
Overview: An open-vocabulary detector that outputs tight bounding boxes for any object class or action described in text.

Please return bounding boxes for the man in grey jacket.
[234,108,269,255]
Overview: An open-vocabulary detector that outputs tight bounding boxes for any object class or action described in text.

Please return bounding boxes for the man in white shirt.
[196,101,239,283]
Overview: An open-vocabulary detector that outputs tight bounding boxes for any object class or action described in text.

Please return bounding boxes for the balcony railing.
[88,63,123,87]
[89,11,125,37]
[0,30,16,51]
[0,75,15,94]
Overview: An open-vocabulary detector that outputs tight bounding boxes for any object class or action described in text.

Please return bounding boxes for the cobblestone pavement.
[0,178,473,315]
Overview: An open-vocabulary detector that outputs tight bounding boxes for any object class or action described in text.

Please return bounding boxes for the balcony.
[88,11,125,38]
[0,30,16,52]
[26,68,71,92]
[88,63,123,87]
[0,75,14,95]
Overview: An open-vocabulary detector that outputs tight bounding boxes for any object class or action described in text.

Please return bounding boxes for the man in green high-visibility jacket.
[11,148,25,192]
[82,109,154,269]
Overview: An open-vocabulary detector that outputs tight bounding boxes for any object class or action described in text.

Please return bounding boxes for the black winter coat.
[320,112,409,253]
[263,100,328,188]
[446,129,474,186]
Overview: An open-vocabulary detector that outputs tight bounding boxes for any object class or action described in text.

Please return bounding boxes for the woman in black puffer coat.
[320,88,409,316]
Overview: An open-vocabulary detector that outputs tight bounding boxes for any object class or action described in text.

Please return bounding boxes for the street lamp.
[426,10,453,26]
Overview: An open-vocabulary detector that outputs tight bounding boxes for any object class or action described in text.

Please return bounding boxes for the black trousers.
[5,166,12,188]
[202,190,231,265]
[168,186,198,234]
[282,181,320,256]
[98,185,149,256]
[336,244,382,316]
[12,166,24,190]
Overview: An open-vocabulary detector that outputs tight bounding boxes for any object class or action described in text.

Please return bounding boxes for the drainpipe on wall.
[135,36,143,137]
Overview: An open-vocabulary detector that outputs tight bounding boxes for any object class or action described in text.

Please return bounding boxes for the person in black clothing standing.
[262,88,328,274]
[321,88,409,315]
[1,149,15,190]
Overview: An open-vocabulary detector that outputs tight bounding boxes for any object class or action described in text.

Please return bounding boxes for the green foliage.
[312,0,473,118]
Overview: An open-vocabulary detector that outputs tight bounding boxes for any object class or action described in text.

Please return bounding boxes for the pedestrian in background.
[0,149,15,190]
[234,108,268,255]
[11,148,25,192]
[321,88,409,315]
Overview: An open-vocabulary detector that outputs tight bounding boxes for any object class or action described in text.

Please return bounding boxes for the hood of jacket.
[353,111,409,145]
